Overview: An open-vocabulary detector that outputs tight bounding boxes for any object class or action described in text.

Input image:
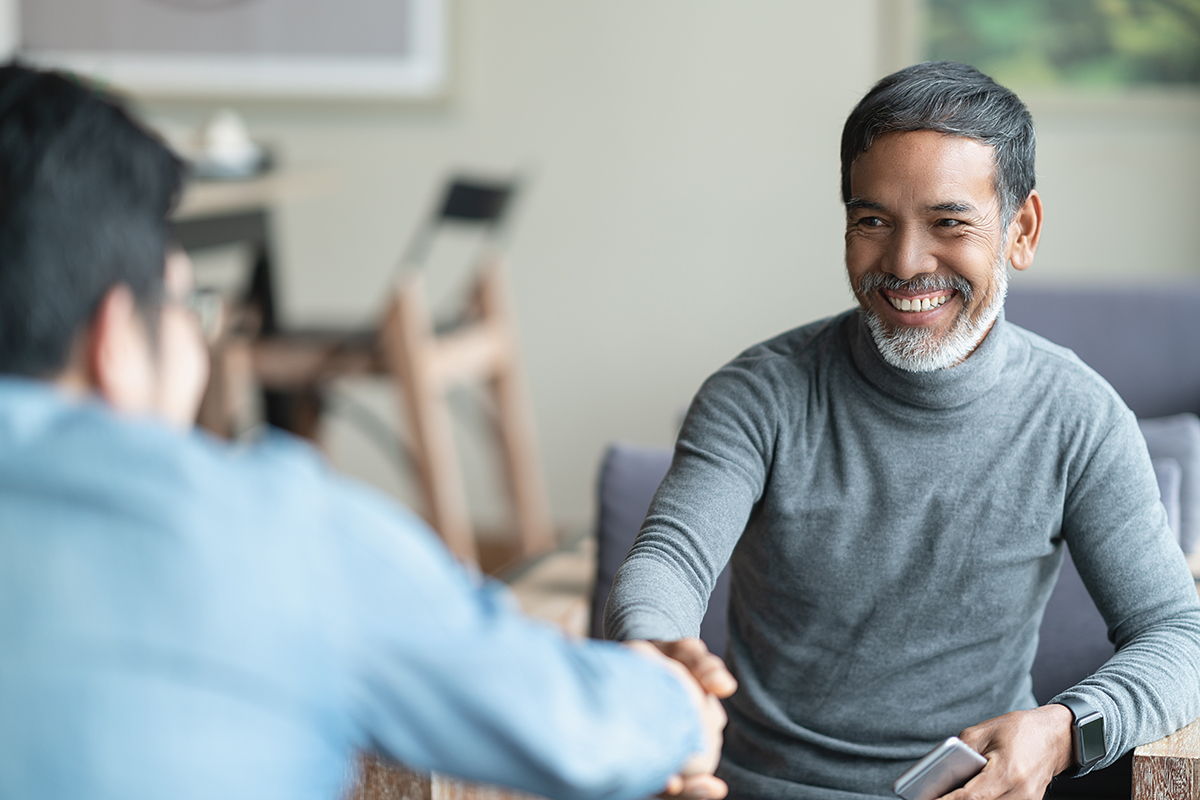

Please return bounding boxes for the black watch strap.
[1059,696,1106,768]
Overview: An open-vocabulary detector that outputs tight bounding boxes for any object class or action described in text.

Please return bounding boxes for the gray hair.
[840,61,1036,225]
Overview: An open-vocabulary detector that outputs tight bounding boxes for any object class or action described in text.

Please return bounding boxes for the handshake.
[625,639,738,800]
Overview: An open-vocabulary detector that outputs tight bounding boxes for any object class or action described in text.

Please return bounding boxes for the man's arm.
[1052,409,1200,771]
[604,363,777,644]
[946,408,1200,800]
[324,478,725,800]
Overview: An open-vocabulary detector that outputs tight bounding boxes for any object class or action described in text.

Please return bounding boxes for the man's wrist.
[1055,696,1108,770]
[1045,703,1077,774]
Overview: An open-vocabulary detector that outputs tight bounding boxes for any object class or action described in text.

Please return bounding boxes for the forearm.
[605,364,773,642]
[1051,600,1200,773]
[333,482,704,800]
[605,538,711,642]
[359,582,704,799]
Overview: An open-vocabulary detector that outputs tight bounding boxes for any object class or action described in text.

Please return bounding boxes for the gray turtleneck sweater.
[605,310,1200,800]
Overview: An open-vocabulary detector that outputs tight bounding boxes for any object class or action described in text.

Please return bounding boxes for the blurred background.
[5,0,1199,543]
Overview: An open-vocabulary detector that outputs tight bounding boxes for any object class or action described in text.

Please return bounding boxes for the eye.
[854,216,886,228]
[936,218,965,228]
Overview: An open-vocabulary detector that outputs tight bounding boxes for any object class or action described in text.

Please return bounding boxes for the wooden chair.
[203,176,555,568]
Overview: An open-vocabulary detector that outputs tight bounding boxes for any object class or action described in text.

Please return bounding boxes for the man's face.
[844,130,1015,372]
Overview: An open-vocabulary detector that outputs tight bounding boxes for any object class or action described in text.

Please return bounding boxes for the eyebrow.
[845,198,884,211]
[929,201,976,213]
[845,198,979,214]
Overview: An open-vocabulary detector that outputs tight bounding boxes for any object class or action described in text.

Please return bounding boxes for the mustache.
[856,272,974,303]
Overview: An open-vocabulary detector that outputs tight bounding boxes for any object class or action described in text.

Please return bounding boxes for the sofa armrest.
[1133,717,1200,799]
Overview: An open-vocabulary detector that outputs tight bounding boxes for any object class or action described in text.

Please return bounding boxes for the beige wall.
[144,1,1200,532]
[0,0,16,58]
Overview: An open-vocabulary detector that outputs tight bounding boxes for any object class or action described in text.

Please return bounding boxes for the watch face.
[1079,712,1106,764]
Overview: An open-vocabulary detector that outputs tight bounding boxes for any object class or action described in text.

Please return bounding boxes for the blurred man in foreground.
[0,62,726,800]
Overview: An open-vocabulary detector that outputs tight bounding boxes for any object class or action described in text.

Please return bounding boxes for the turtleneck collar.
[847,308,1011,410]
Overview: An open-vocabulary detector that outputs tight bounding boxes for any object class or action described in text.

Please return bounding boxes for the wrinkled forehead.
[848,131,1002,208]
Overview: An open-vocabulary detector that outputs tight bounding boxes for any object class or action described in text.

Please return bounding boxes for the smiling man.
[606,62,1200,800]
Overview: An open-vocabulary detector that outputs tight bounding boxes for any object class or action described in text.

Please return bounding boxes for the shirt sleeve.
[1052,406,1200,774]
[323,477,703,800]
[604,360,777,642]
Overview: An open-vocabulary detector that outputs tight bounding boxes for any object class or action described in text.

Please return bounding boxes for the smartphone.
[893,736,987,800]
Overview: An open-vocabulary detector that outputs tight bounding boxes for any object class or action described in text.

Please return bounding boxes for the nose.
[883,225,937,281]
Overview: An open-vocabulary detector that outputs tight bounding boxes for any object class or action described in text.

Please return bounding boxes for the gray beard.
[857,263,1009,373]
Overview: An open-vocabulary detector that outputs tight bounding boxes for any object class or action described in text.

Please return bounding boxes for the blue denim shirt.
[0,378,699,799]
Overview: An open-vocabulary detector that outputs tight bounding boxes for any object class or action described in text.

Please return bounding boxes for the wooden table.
[1134,718,1200,799]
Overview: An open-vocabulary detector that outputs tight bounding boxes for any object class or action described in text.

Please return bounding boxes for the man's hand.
[639,638,739,699]
[624,641,730,799]
[941,704,1074,800]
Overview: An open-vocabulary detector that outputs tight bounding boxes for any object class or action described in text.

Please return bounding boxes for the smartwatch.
[1059,696,1106,769]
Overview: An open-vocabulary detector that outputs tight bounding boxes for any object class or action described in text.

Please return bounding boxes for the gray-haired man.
[606,61,1200,800]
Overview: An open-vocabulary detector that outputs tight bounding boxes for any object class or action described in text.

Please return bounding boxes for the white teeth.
[887,294,950,312]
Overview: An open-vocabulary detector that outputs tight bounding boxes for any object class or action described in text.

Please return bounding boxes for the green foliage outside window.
[926,0,1200,89]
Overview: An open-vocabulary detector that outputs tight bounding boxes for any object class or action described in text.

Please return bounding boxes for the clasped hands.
[624,638,738,800]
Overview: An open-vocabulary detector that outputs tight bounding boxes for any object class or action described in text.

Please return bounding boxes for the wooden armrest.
[1133,716,1200,799]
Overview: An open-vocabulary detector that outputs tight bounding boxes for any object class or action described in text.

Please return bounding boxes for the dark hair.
[0,61,184,377]
[840,61,1036,223]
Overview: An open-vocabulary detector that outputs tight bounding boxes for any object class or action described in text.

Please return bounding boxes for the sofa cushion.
[1151,457,1183,542]
[1139,413,1200,553]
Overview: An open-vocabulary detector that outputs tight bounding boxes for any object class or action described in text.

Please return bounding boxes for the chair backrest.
[1006,282,1200,419]
[399,175,522,271]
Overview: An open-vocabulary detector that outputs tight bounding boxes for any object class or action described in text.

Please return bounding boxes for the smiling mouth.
[881,290,955,313]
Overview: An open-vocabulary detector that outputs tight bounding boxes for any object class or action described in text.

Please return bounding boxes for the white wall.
[0,0,17,59]
[143,1,1200,532]
[1033,99,1200,282]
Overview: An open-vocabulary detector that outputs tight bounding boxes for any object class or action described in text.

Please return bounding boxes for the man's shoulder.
[0,379,335,532]
[726,310,854,374]
[693,310,855,408]
[1006,322,1126,411]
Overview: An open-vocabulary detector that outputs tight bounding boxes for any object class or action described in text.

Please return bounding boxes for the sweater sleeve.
[604,360,777,642]
[1052,407,1200,773]
[326,478,703,800]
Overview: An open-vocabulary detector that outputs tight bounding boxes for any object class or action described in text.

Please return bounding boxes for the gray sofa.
[590,281,1200,797]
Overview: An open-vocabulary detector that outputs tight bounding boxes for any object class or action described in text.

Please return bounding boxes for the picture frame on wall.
[9,0,448,100]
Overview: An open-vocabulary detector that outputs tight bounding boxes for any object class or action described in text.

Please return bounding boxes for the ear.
[1005,190,1043,272]
[86,285,154,414]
